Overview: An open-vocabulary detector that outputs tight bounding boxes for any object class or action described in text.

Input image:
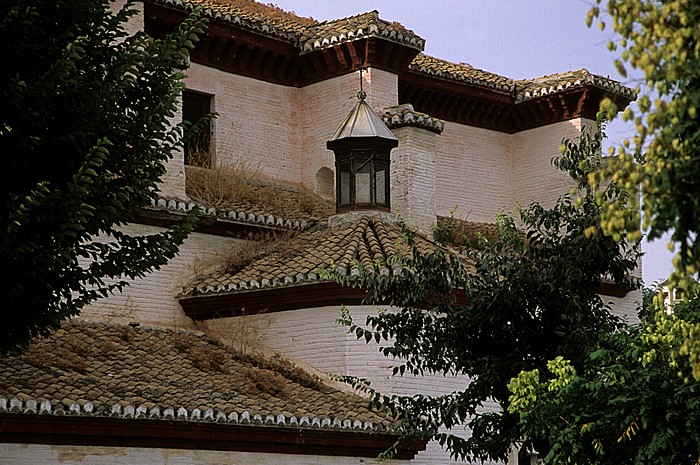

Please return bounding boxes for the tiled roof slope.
[182,214,443,298]
[146,197,316,230]
[409,53,515,93]
[0,321,390,431]
[155,166,335,231]
[299,10,425,52]
[409,54,635,101]
[514,68,637,102]
[155,0,425,51]
[436,216,501,247]
[155,0,315,42]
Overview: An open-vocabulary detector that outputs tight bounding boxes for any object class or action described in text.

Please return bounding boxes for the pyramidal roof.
[327,96,398,142]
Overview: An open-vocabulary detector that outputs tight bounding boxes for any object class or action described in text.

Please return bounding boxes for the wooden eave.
[0,413,425,460]
[181,282,370,319]
[181,277,629,320]
[145,3,420,87]
[399,71,634,133]
[180,281,472,320]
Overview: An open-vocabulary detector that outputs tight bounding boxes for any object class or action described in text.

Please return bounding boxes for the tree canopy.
[333,123,640,462]
[503,3,700,463]
[508,300,700,465]
[0,0,205,352]
[587,0,700,291]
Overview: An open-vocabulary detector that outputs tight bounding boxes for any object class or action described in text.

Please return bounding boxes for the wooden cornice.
[181,278,629,321]
[0,414,425,460]
[145,3,420,87]
[399,72,626,133]
[181,282,370,319]
[181,281,473,320]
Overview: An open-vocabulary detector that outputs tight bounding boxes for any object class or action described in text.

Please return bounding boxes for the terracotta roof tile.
[0,321,390,430]
[155,1,425,52]
[383,103,445,134]
[299,10,425,52]
[144,196,318,231]
[181,213,445,298]
[155,0,316,42]
[409,53,515,94]
[514,68,637,102]
[408,54,635,102]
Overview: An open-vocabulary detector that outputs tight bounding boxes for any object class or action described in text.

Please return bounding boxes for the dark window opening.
[182,90,212,167]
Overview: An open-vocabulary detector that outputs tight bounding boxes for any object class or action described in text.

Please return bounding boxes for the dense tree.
[0,0,206,352]
[586,0,700,291]
[333,122,640,462]
[508,299,700,465]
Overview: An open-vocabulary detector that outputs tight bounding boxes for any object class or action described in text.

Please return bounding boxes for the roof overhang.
[399,71,635,133]
[144,2,420,87]
[180,276,630,320]
[180,281,473,320]
[0,413,425,459]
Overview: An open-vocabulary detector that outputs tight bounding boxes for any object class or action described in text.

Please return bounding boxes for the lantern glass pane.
[375,160,387,205]
[340,169,351,206]
[354,160,371,204]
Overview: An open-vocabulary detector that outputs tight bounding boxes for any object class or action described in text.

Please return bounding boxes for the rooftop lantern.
[326,70,398,213]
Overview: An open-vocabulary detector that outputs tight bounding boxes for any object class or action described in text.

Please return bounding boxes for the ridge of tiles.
[0,321,390,431]
[409,54,635,101]
[181,215,441,298]
[148,197,317,230]
[155,0,425,51]
[383,103,445,134]
[299,10,425,52]
[408,53,515,93]
[514,68,637,102]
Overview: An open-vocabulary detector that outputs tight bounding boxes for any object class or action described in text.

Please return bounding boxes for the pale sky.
[270,0,674,286]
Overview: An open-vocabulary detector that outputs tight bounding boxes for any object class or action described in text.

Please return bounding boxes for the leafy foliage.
[335,123,640,462]
[587,0,700,291]
[509,299,700,465]
[0,0,206,352]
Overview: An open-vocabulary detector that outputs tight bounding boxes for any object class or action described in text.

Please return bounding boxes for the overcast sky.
[269,0,673,286]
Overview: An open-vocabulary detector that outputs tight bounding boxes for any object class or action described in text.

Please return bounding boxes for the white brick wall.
[0,444,411,465]
[223,305,481,465]
[509,119,587,211]
[434,122,512,223]
[80,223,246,329]
[434,118,588,224]
[183,66,399,196]
[185,65,303,185]
[391,126,437,234]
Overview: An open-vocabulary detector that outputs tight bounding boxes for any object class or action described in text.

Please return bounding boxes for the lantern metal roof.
[327,95,398,143]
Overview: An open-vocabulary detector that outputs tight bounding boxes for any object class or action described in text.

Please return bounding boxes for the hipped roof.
[0,320,425,458]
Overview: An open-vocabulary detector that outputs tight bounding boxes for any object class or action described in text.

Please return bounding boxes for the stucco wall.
[0,444,411,465]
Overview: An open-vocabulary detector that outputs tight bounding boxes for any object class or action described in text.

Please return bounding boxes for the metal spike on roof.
[327,96,397,142]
